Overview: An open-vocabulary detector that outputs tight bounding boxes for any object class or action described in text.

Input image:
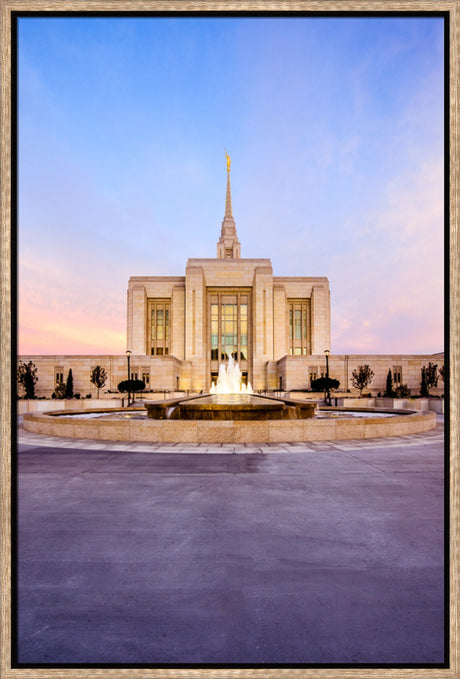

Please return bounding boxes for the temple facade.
[127,159,331,391]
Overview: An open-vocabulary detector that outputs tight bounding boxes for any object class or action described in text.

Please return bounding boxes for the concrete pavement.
[15,420,446,666]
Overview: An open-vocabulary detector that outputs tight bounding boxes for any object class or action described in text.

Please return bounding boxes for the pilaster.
[273,284,288,360]
[311,284,331,354]
[171,284,185,360]
[252,265,274,389]
[185,264,207,390]
[128,284,147,354]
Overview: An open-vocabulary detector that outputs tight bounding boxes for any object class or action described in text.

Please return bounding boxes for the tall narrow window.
[240,304,248,360]
[156,310,164,340]
[149,300,170,356]
[211,304,218,360]
[221,304,237,360]
[288,300,311,355]
[294,309,301,340]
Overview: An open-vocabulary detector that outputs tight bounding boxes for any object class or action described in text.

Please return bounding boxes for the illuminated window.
[211,304,218,360]
[288,300,311,355]
[149,300,170,356]
[209,292,250,365]
[221,304,237,360]
[294,310,301,340]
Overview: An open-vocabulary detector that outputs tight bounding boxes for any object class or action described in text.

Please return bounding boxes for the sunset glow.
[18,15,444,356]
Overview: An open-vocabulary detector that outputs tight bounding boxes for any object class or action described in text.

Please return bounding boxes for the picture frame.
[1,2,458,677]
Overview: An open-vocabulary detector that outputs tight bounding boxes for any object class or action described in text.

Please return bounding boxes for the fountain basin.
[146,393,317,421]
[23,404,436,443]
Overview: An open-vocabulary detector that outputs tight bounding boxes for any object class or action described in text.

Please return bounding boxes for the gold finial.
[225,149,231,171]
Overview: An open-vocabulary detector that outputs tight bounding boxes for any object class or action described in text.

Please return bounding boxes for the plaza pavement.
[16,417,446,666]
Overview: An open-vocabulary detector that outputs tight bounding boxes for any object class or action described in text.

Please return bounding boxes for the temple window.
[208,291,250,364]
[288,300,311,356]
[149,299,171,357]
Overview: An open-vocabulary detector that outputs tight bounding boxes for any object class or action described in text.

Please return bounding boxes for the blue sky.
[18,15,445,355]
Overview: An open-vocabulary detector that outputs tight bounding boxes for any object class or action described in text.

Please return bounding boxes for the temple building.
[18,157,443,400]
[127,156,331,392]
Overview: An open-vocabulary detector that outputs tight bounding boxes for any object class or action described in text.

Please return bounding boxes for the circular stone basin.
[146,393,316,421]
[179,393,284,420]
[22,396,437,444]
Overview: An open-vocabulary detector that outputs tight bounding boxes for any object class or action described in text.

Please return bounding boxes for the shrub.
[395,384,411,398]
[118,379,146,394]
[310,377,340,394]
[118,379,146,404]
[53,382,66,399]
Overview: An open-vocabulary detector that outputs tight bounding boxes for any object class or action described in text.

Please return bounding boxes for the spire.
[225,169,233,218]
[217,151,241,259]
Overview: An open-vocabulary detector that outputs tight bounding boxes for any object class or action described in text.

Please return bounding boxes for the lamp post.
[126,350,131,406]
[324,349,330,406]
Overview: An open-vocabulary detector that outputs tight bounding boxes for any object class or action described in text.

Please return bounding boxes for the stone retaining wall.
[23,409,437,444]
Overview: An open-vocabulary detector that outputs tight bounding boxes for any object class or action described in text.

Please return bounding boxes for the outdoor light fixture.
[324,349,331,406]
[126,350,132,406]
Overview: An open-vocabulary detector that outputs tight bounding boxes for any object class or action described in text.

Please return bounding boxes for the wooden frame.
[1,3,457,677]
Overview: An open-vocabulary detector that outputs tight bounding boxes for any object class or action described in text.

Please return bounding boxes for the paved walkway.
[16,418,446,666]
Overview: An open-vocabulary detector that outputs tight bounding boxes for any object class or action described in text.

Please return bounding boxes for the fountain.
[145,359,315,421]
[210,356,253,394]
[22,358,437,442]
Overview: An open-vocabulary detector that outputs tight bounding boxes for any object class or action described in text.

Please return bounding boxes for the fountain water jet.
[210,357,253,394]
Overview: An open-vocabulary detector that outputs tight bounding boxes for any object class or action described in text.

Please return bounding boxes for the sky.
[17,14,445,356]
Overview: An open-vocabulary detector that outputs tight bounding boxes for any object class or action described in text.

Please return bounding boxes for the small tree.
[351,364,375,398]
[90,365,108,399]
[310,377,340,404]
[439,364,445,383]
[17,360,38,399]
[118,379,146,404]
[421,362,438,397]
[426,362,438,394]
[384,369,395,398]
[65,369,74,399]
[420,367,429,397]
[310,377,340,392]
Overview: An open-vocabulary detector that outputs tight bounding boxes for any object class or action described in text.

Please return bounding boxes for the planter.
[17,399,123,414]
